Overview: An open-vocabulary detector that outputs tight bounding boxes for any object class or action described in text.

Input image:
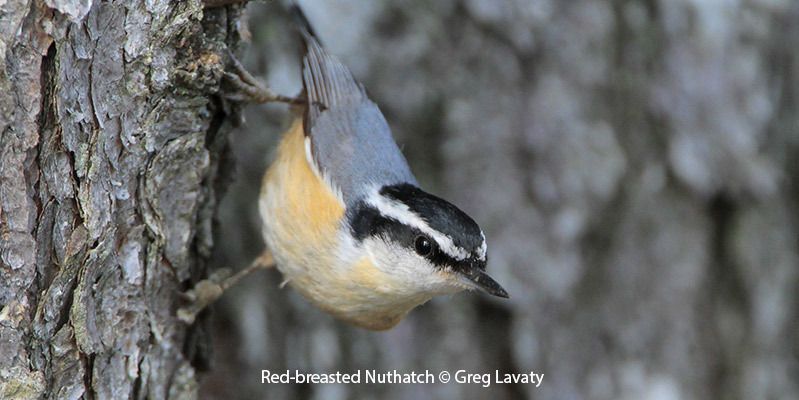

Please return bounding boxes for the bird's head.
[347,183,508,299]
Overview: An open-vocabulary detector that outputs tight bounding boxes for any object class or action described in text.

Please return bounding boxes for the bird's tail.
[290,1,365,121]
[288,3,320,46]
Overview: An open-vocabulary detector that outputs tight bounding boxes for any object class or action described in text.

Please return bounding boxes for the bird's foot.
[221,50,303,105]
[177,250,275,324]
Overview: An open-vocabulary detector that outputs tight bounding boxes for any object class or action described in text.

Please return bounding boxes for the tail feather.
[289,3,319,43]
[290,3,366,123]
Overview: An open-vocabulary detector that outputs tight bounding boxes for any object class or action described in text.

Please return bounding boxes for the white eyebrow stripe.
[478,231,487,261]
[366,190,471,261]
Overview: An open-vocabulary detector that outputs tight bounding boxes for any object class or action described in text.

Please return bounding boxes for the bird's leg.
[177,250,275,324]
[222,51,304,105]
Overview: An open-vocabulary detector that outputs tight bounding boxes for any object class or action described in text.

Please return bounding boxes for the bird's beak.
[457,260,509,299]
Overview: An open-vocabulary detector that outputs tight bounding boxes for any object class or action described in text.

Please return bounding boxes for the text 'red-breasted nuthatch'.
[257,7,508,330]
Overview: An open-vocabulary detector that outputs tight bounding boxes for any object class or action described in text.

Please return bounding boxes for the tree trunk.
[1,1,245,398]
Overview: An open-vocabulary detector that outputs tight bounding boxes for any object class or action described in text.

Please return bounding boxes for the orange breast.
[263,118,345,242]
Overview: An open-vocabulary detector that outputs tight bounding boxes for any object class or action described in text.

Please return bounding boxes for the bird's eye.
[414,235,435,257]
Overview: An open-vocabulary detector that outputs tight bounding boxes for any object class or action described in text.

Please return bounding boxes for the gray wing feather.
[310,102,417,205]
[299,24,416,206]
[302,38,364,120]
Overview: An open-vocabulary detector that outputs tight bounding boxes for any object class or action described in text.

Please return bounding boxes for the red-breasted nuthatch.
[257,7,508,330]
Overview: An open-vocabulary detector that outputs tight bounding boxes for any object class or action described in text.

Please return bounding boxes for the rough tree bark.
[1,0,247,398]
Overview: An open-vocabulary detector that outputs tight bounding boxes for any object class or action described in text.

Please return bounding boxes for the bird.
[225,6,508,331]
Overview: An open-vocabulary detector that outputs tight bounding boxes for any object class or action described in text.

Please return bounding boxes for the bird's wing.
[293,7,417,207]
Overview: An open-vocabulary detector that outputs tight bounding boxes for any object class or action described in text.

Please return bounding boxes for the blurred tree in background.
[205,1,799,399]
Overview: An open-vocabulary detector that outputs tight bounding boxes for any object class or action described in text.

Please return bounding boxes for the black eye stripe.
[348,203,467,268]
[379,184,484,251]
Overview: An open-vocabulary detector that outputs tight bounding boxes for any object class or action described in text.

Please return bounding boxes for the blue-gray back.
[300,28,417,207]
